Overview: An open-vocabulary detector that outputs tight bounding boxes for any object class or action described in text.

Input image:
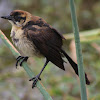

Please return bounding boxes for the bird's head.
[1,10,32,27]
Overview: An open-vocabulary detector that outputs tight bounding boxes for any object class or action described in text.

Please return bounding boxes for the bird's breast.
[10,28,42,57]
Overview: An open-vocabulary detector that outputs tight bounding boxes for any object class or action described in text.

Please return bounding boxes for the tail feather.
[61,49,90,85]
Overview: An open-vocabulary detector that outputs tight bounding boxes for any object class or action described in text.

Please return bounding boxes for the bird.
[1,10,90,88]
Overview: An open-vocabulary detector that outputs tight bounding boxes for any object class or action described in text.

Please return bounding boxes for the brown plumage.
[1,10,90,88]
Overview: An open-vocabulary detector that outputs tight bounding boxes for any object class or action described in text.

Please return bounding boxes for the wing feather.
[25,25,65,70]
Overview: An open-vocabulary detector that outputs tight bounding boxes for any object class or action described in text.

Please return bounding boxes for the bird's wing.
[25,25,65,70]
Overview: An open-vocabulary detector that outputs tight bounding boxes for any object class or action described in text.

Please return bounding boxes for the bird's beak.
[1,15,12,20]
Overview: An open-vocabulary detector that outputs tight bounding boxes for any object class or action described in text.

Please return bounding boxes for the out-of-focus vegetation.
[0,0,100,100]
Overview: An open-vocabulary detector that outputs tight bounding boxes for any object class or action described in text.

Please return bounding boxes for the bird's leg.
[16,56,29,68]
[29,59,49,88]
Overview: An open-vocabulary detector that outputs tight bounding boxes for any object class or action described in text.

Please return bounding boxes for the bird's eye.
[14,16,20,22]
[15,15,20,19]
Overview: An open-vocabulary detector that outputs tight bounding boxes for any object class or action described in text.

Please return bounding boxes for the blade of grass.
[69,0,88,100]
[0,30,53,100]
[64,28,100,43]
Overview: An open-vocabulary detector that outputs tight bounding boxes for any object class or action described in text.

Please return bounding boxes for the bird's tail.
[61,49,90,85]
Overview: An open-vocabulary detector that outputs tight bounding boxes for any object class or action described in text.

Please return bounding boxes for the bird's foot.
[16,56,29,68]
[29,74,41,88]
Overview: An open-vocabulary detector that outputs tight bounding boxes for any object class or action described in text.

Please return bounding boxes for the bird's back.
[22,17,65,70]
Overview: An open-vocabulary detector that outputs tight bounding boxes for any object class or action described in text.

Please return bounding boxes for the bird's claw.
[29,75,41,88]
[16,56,24,67]
[16,56,28,68]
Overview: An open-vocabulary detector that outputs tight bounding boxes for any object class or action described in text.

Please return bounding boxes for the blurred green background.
[0,0,100,100]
